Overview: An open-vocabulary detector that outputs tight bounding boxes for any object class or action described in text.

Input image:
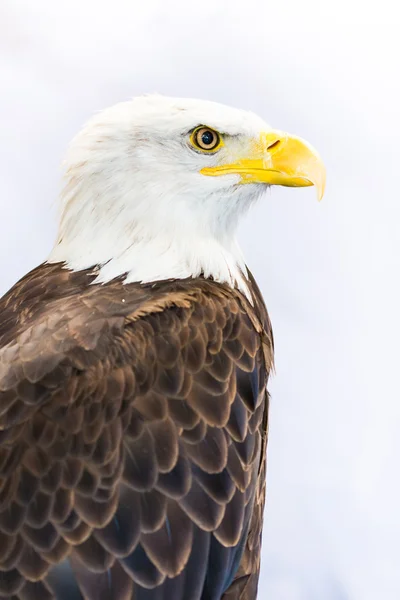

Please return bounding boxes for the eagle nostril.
[267,139,281,151]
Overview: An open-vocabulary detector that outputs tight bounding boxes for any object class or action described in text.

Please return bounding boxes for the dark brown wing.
[0,263,273,600]
[221,271,273,600]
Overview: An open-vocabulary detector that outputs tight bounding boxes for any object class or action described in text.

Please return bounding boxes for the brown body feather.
[0,263,273,600]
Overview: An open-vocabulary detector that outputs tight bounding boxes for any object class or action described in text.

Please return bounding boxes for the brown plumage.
[0,262,273,599]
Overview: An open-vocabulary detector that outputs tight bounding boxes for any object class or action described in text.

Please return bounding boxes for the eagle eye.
[190,127,223,153]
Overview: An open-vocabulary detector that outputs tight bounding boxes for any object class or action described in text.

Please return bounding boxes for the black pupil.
[201,130,214,146]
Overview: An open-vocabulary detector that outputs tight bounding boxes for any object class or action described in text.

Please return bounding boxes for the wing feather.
[0,264,273,600]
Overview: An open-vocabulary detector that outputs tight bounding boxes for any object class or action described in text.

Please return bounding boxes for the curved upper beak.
[201,130,326,201]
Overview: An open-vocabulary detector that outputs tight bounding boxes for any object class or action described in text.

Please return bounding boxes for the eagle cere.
[0,95,325,600]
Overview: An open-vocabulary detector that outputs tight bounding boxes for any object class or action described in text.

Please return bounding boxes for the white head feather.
[48,95,271,297]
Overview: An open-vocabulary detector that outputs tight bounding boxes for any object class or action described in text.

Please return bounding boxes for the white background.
[0,2,399,598]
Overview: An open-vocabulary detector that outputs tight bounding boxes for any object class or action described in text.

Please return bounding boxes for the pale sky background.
[0,2,399,599]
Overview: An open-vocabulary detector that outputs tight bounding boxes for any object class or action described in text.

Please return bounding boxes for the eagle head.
[49,95,325,296]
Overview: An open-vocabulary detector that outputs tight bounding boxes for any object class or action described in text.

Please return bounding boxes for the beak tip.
[315,172,326,202]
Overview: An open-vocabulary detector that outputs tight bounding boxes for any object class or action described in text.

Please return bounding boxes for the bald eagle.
[0,96,325,600]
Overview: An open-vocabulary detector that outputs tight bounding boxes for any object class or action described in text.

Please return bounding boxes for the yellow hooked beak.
[200,130,326,201]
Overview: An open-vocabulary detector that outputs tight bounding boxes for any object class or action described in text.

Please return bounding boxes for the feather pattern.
[0,262,273,599]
